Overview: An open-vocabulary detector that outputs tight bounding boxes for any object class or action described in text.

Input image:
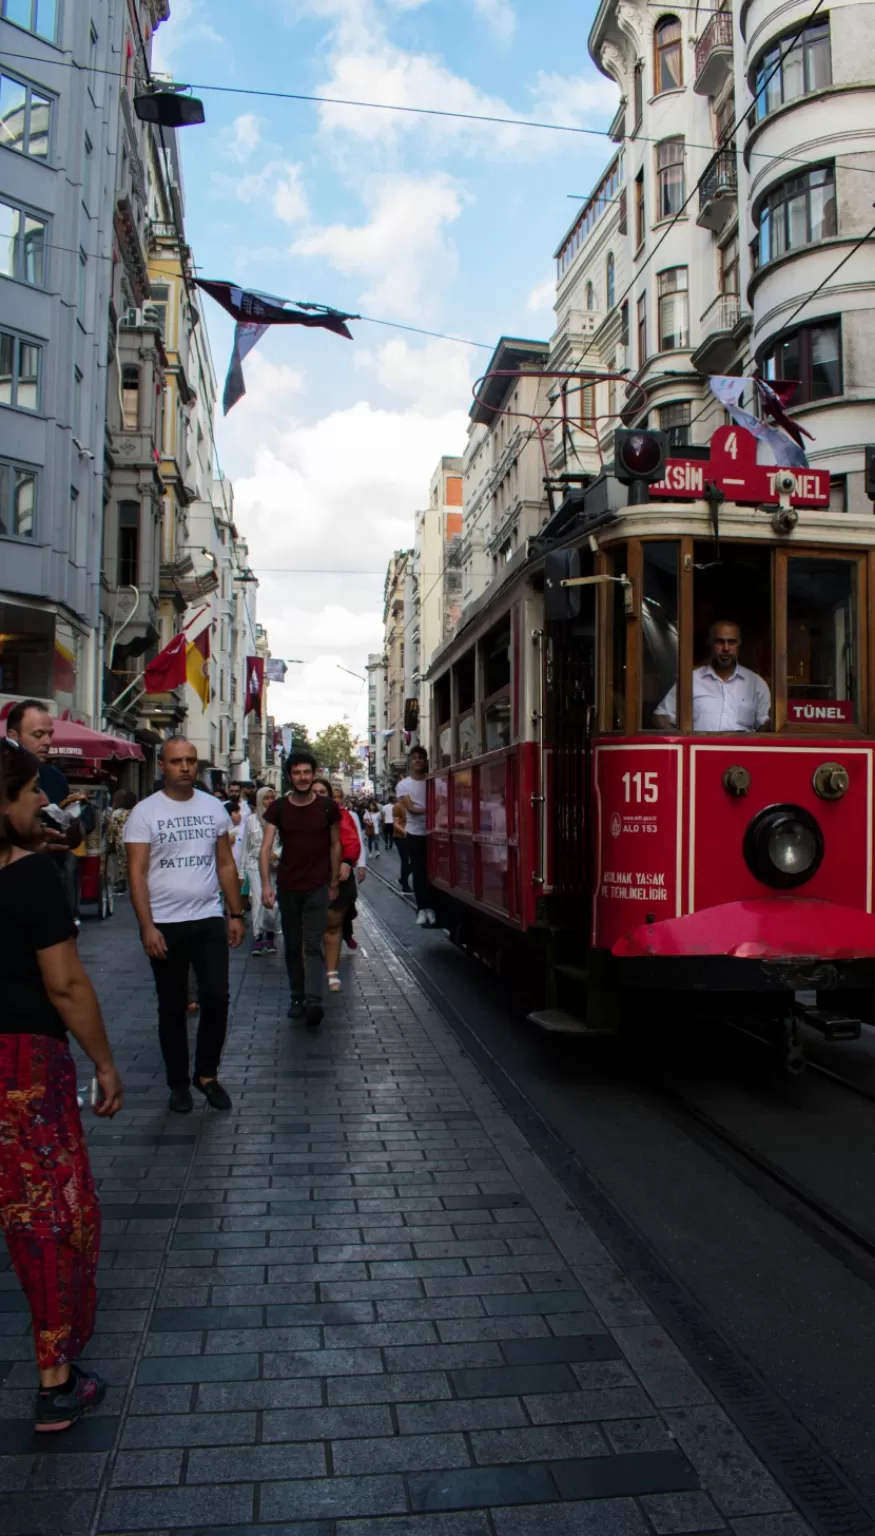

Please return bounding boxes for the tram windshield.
[786,557,856,726]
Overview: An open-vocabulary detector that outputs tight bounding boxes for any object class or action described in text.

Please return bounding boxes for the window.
[82,135,93,207]
[121,364,139,430]
[0,72,50,159]
[654,15,683,93]
[620,300,629,346]
[118,501,139,586]
[89,25,100,105]
[637,292,647,365]
[786,557,856,723]
[757,165,836,267]
[586,281,595,311]
[755,21,830,120]
[642,542,678,729]
[763,319,842,405]
[149,283,169,339]
[618,188,627,235]
[633,62,644,129]
[635,170,645,248]
[581,382,596,431]
[606,251,615,308]
[715,93,735,145]
[720,234,739,294]
[0,459,36,538]
[77,248,87,327]
[659,400,691,447]
[70,487,85,568]
[656,139,685,219]
[1,0,57,41]
[658,268,689,350]
[0,330,40,410]
[0,199,46,285]
[73,367,82,438]
[481,617,511,752]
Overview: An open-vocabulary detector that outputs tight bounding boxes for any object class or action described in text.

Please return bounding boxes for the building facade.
[0,0,169,721]
[409,456,463,756]
[380,550,411,784]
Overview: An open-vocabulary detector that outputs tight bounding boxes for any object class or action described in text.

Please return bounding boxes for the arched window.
[606,252,615,308]
[586,281,595,310]
[654,15,683,93]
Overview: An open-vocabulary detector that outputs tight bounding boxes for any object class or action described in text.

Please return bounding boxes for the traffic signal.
[613,429,668,486]
[865,445,875,502]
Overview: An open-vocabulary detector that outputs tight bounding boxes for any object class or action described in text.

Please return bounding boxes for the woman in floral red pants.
[0,743,123,1431]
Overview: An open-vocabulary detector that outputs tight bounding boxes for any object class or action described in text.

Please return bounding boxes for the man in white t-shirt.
[125,737,244,1114]
[396,746,435,927]
[381,797,395,851]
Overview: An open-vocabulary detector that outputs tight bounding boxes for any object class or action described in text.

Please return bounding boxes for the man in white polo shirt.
[125,737,244,1113]
[396,746,435,927]
[655,620,770,733]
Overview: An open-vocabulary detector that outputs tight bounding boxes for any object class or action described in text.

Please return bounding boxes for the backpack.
[339,807,361,865]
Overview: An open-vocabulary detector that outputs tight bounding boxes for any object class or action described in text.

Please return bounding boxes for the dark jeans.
[278,887,330,1005]
[367,834,380,854]
[396,834,411,889]
[150,917,229,1089]
[406,835,429,911]
[383,824,394,850]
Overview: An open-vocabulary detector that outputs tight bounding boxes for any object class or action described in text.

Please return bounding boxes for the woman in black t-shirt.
[0,744,123,1433]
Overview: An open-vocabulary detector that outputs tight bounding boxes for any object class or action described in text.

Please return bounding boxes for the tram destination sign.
[649,425,830,508]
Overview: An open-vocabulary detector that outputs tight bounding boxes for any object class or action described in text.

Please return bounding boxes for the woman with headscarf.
[240,786,281,956]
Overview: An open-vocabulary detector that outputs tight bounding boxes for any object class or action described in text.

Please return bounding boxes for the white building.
[581,0,875,508]
[366,650,386,795]
[0,0,167,721]
[409,456,463,756]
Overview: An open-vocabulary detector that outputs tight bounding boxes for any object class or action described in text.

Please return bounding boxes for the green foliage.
[313,720,357,773]
[283,721,311,749]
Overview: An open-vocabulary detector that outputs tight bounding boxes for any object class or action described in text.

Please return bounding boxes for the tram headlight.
[743,804,824,890]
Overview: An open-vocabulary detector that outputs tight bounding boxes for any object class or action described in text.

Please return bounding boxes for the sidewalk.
[0,898,812,1536]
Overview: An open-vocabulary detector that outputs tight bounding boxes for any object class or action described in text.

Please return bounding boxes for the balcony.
[691,292,745,374]
[694,10,733,97]
[697,151,738,231]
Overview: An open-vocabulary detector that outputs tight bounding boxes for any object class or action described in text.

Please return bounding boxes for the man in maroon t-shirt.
[261,749,341,1027]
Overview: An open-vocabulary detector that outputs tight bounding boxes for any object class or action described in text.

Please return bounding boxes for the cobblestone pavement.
[0,898,813,1536]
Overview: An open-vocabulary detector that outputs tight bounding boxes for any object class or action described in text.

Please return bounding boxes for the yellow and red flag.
[186,626,210,711]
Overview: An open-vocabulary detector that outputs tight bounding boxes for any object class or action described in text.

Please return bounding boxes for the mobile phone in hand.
[90,1076,105,1108]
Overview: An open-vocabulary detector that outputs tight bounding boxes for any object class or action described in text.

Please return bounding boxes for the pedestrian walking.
[311,778,361,990]
[0,741,124,1432]
[328,783,367,954]
[381,794,395,851]
[260,749,341,1028]
[241,786,281,956]
[106,789,137,892]
[393,797,412,891]
[125,737,244,1114]
[364,798,382,857]
[5,699,96,922]
[396,746,435,926]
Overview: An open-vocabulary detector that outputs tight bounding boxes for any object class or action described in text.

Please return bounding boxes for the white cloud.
[473,0,516,44]
[233,161,310,226]
[222,114,263,164]
[528,70,620,128]
[151,0,222,73]
[355,337,475,416]
[526,278,556,313]
[292,174,467,320]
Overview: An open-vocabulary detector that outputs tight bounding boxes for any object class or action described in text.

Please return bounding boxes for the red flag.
[754,376,814,450]
[143,633,187,693]
[245,656,265,716]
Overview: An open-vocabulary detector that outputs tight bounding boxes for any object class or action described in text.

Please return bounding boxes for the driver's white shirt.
[657,665,770,732]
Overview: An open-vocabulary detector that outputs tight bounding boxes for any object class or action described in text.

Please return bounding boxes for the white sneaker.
[416,909,429,926]
[426,908,437,926]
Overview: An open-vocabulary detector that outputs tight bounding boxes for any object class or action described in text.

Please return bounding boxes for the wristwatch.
[228,911,245,920]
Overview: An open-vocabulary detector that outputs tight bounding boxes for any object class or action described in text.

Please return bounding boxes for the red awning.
[0,719,144,762]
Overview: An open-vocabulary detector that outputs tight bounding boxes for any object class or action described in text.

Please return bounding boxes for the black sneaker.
[194,1078,232,1111]
[305,1004,324,1030]
[288,998,305,1020]
[35,1363,106,1433]
[169,1086,193,1113]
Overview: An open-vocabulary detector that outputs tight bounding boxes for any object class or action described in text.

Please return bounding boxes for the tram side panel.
[592,742,684,950]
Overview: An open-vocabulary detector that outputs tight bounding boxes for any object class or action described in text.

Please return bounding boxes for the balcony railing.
[700,292,739,341]
[694,10,733,95]
[697,151,738,230]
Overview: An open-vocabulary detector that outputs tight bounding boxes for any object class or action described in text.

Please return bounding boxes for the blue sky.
[153,0,618,736]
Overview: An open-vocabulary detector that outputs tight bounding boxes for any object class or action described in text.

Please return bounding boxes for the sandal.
[327,971,342,992]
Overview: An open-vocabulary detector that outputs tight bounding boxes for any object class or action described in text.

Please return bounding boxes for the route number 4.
[622,771,658,803]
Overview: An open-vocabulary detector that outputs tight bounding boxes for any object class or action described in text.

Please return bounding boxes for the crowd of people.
[0,703,438,1435]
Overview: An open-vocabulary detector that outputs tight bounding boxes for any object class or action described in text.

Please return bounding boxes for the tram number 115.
[622,772,658,803]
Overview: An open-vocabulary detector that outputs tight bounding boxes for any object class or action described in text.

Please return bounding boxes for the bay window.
[757,165,836,267]
[654,16,683,93]
[658,268,689,350]
[763,318,842,405]
[755,21,831,120]
[656,139,685,219]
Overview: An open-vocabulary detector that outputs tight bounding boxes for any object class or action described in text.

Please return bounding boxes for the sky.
[152,0,618,739]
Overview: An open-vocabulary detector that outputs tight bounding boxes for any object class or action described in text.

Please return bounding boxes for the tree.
[313,720,357,773]
[283,721,311,750]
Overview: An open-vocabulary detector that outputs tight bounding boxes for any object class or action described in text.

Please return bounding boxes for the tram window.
[483,618,511,696]
[458,712,477,760]
[687,545,772,731]
[641,542,678,729]
[786,557,856,725]
[456,651,475,712]
[483,698,511,751]
[434,672,451,766]
[438,725,452,767]
[609,543,627,730]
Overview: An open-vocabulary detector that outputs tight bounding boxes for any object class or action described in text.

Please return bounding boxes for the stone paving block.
[328,1372,452,1405]
[111,1449,184,1486]
[194,1376,324,1411]
[136,1354,260,1385]
[186,1442,327,1483]
[489,1499,651,1536]
[499,1334,622,1366]
[434,1315,550,1343]
[730,1519,816,1536]
[376,1297,486,1323]
[259,1473,408,1522]
[665,1406,791,1518]
[322,1322,438,1348]
[335,1514,491,1536]
[408,1463,558,1512]
[450,1364,577,1398]
[262,1405,393,1441]
[612,1326,715,1408]
[470,1423,610,1464]
[641,1491,728,1532]
[524,1387,656,1423]
[0,1491,97,1534]
[121,1412,258,1448]
[264,1347,385,1377]
[101,1485,254,1531]
[384,1343,504,1372]
[603,1418,681,1454]
[396,1397,527,1436]
[332,1431,471,1475]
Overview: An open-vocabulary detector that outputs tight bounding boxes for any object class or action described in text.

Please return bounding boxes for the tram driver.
[654,620,771,733]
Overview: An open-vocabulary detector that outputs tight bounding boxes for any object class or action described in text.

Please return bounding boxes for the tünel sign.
[788,700,854,723]
[649,424,830,508]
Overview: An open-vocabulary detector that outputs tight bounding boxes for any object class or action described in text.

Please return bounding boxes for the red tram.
[426,425,875,1066]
